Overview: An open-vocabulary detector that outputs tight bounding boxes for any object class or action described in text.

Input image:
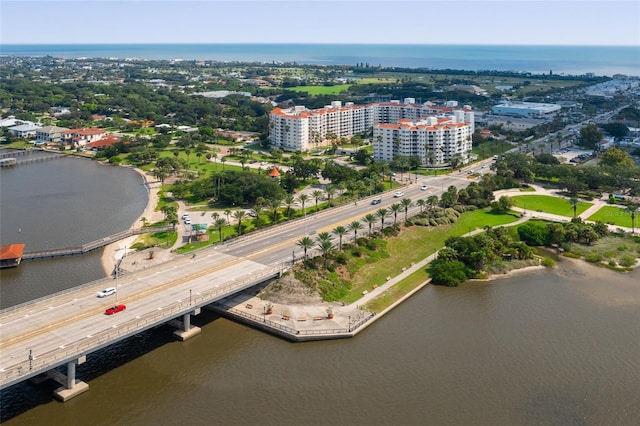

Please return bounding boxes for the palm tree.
[251,205,264,228]
[389,203,402,225]
[348,220,363,242]
[317,239,334,266]
[312,190,324,212]
[569,197,579,219]
[376,208,389,230]
[185,148,192,168]
[232,210,246,236]
[325,185,337,207]
[416,199,426,213]
[317,231,333,243]
[297,194,310,217]
[284,194,296,220]
[625,204,638,234]
[400,198,413,222]
[297,236,314,259]
[332,226,348,251]
[427,195,439,210]
[214,218,227,242]
[270,198,282,224]
[224,208,232,224]
[220,157,227,170]
[363,214,377,237]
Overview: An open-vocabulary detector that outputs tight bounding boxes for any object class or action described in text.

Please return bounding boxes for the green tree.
[312,190,324,212]
[363,214,376,237]
[569,197,579,219]
[332,226,348,251]
[389,203,402,225]
[429,259,468,287]
[578,124,603,150]
[625,204,638,234]
[214,218,227,242]
[376,208,389,230]
[348,220,363,241]
[400,198,413,222]
[297,236,314,259]
[232,210,245,236]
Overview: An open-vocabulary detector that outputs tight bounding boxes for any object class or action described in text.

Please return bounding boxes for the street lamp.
[190,289,192,306]
[263,306,266,322]
[348,315,351,332]
[28,349,33,371]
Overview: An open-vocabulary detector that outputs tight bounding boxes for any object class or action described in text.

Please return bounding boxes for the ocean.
[1,44,638,77]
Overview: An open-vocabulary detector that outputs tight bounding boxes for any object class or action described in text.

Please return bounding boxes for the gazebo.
[268,167,281,180]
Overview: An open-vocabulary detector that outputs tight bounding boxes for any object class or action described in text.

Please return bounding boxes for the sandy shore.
[488,264,547,280]
[100,167,163,275]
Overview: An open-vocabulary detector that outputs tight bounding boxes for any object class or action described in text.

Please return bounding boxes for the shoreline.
[100,166,162,276]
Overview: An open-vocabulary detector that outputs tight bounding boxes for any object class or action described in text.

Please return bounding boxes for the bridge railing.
[0,267,281,388]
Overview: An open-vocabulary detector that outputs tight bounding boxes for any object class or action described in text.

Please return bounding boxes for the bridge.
[0,173,474,401]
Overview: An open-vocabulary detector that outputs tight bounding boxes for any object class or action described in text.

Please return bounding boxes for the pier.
[21,226,174,260]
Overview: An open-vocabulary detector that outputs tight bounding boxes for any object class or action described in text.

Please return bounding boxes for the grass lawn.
[587,205,636,228]
[346,209,520,303]
[511,195,591,217]
[290,85,351,95]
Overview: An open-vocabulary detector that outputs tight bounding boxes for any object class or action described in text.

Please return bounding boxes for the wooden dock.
[21,226,174,260]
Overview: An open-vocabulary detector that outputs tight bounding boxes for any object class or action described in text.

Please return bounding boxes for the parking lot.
[553,147,594,164]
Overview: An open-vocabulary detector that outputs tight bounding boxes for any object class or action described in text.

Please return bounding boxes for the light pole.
[292,250,295,266]
[348,315,351,332]
[114,256,119,304]
[28,349,33,371]
[190,289,192,306]
[263,306,266,322]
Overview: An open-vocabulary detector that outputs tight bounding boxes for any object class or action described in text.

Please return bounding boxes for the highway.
[0,170,482,391]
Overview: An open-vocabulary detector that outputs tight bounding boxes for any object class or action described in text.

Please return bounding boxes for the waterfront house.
[62,128,107,148]
[36,125,69,144]
[8,123,42,138]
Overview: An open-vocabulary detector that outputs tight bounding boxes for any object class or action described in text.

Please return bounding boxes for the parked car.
[181,213,190,220]
[97,287,116,298]
[105,304,126,315]
[184,218,192,225]
[394,191,404,198]
[420,185,428,191]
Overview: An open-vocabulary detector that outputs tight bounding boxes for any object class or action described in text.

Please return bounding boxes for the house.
[36,125,69,144]
[0,115,21,128]
[86,134,121,150]
[9,123,41,138]
[62,128,107,147]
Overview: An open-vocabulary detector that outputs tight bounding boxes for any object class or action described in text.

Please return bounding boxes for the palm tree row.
[296,198,415,262]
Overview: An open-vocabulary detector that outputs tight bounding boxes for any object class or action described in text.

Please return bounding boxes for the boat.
[0,244,26,268]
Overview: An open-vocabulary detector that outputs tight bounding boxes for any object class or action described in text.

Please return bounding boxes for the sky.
[1,0,639,46]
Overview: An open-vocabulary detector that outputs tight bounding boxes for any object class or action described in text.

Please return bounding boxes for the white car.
[394,191,404,198]
[181,213,190,220]
[184,218,192,225]
[420,185,428,191]
[97,287,116,298]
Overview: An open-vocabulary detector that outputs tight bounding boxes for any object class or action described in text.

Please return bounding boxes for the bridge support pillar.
[52,356,89,402]
[173,308,201,341]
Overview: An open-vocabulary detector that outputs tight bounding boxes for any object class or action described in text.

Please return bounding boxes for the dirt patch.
[260,271,323,305]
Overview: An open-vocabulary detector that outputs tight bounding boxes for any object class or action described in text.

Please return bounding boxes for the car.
[184,218,192,225]
[420,185,428,191]
[481,165,486,169]
[97,287,116,298]
[181,213,190,220]
[105,304,126,315]
[394,191,404,198]
[371,197,382,205]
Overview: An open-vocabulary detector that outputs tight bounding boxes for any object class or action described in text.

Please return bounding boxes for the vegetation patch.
[511,194,591,217]
[587,205,636,228]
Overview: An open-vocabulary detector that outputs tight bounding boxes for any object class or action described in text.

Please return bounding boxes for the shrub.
[541,257,555,268]
[619,254,637,267]
[517,221,551,246]
[585,253,602,263]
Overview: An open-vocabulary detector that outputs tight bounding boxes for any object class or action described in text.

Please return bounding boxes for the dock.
[21,226,174,260]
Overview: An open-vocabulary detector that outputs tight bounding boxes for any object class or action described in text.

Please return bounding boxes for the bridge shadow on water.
[0,310,223,422]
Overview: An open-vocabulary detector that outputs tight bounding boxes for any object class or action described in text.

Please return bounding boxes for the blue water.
[1,44,638,77]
